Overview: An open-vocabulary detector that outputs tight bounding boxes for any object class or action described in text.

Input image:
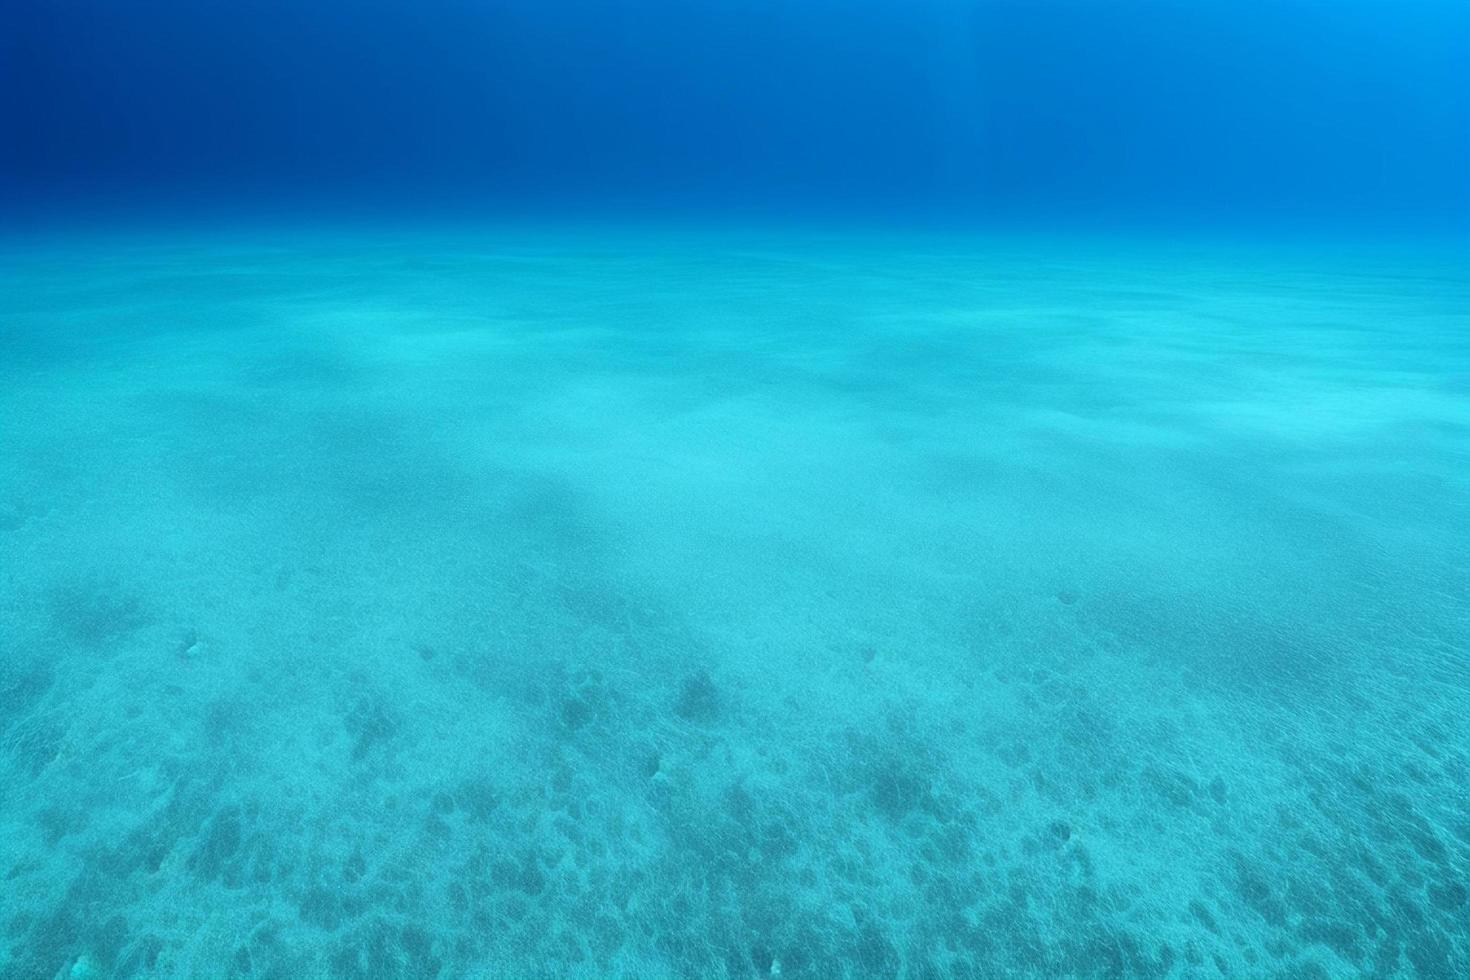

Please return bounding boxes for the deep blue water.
[3,3,1468,979]
[7,0,1469,225]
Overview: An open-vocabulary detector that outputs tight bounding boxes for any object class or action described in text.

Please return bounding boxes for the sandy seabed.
[1,226,1467,978]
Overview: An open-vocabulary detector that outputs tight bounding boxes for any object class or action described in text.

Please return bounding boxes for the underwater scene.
[3,3,1468,979]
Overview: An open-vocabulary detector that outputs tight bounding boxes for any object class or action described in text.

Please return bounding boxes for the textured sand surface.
[2,228,1467,978]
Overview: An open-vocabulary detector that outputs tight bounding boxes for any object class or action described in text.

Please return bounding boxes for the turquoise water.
[1,226,1467,978]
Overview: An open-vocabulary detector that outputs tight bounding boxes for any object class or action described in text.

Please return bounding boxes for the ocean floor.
[1,225,1466,978]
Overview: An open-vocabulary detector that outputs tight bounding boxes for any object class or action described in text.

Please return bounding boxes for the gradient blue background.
[6,0,1469,227]
[5,4,1470,979]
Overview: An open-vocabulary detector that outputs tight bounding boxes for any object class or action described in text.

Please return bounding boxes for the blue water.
[4,4,1469,980]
